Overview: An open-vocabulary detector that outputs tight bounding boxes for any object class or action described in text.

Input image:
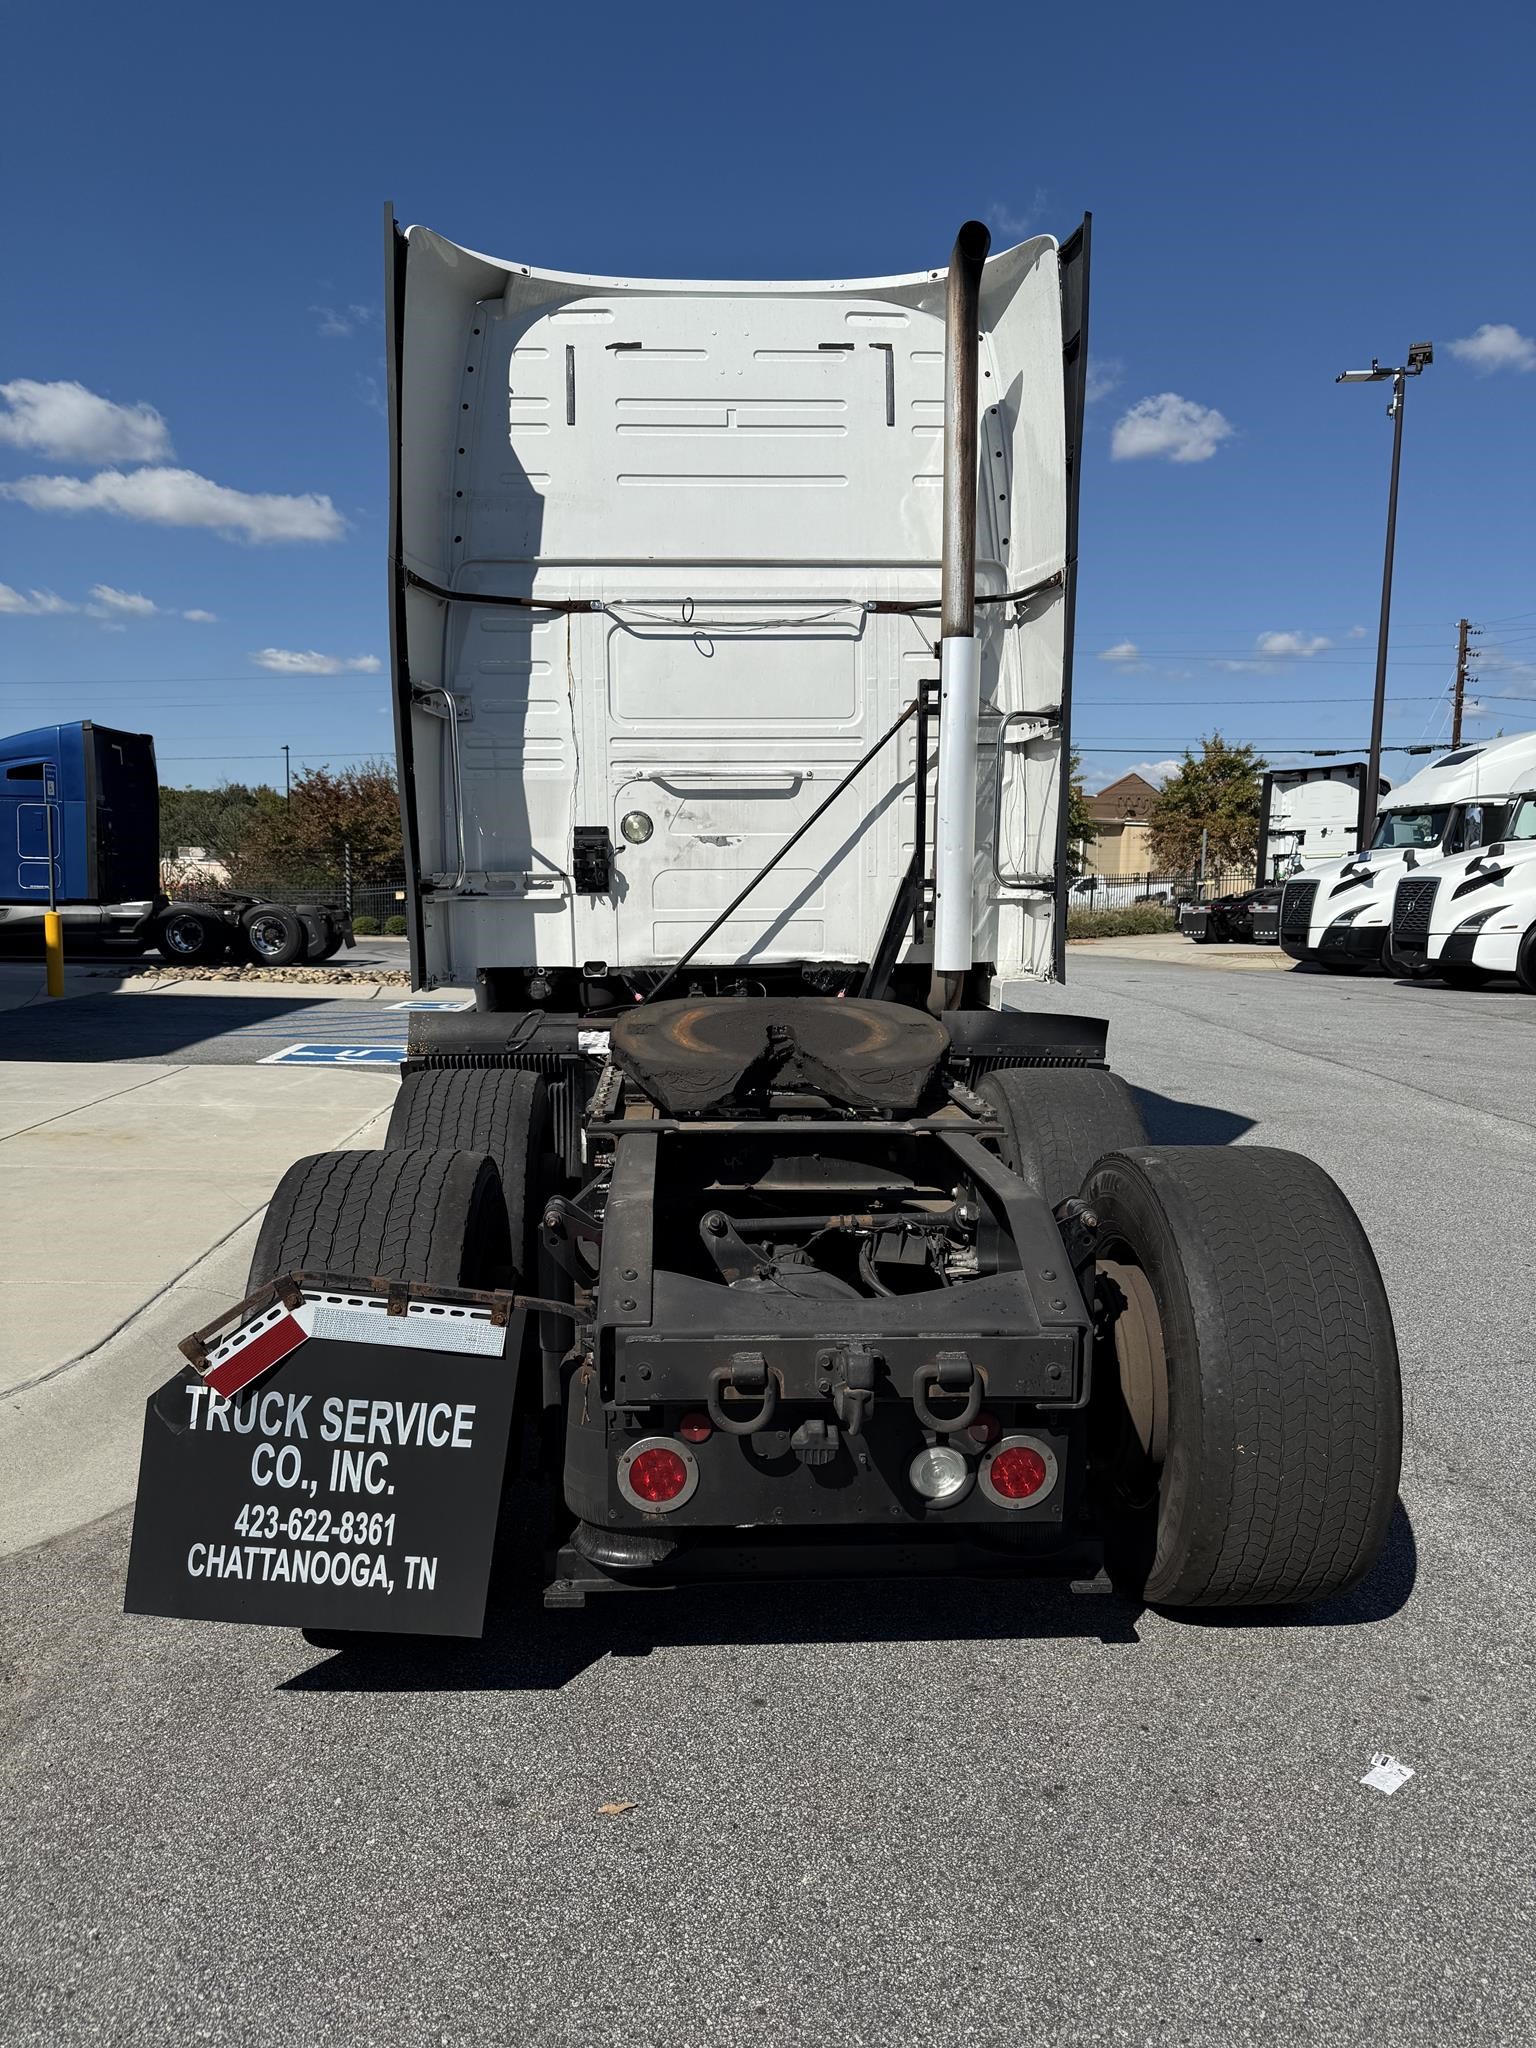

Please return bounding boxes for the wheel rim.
[247,915,290,960]
[163,914,205,956]
[1096,1254,1168,1468]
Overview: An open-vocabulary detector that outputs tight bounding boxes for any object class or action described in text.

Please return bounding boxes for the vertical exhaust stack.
[929,219,991,1015]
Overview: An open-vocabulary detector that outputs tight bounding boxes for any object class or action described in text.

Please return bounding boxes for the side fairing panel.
[389,225,1074,991]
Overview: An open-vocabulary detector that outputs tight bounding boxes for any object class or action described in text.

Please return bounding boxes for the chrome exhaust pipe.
[929,219,991,1014]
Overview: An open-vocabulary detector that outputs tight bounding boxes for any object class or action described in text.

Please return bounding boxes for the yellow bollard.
[44,911,65,998]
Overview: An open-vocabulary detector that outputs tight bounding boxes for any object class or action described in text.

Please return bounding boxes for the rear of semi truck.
[125,214,1403,1642]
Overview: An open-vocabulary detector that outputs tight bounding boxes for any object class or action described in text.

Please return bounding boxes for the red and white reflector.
[202,1306,308,1398]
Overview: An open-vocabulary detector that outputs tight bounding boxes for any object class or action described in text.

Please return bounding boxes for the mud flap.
[123,1285,525,1639]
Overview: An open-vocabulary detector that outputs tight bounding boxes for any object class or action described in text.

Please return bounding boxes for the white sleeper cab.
[1278,732,1536,971]
[1388,788,1536,990]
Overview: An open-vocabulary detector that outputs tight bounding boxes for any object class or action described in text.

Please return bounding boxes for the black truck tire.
[1517,927,1536,994]
[156,907,229,965]
[1085,1145,1401,1608]
[978,1066,1148,1209]
[386,1068,552,1282]
[247,1147,510,1295]
[241,903,307,967]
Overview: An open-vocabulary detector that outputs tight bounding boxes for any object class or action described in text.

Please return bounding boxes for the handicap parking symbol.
[260,1043,406,1067]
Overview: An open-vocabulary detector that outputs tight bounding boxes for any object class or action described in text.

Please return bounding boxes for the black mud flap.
[124,1286,525,1639]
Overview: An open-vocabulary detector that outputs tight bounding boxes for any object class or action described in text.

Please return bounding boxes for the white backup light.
[908,1443,972,1505]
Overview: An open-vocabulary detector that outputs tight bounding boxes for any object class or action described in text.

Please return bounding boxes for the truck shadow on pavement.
[283,1502,1416,1696]
[0,992,368,1063]
[1129,1087,1255,1146]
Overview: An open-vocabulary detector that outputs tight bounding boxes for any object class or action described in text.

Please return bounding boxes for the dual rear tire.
[980,1068,1403,1609]
[1084,1145,1401,1608]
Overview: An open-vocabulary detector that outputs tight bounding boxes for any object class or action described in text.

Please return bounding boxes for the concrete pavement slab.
[0,1063,397,1388]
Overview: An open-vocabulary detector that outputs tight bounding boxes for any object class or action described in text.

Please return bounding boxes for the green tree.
[158,782,282,861]
[1149,734,1266,871]
[232,761,402,878]
[1065,749,1097,876]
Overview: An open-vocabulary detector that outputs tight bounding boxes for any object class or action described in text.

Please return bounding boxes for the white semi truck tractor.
[1279,733,1536,972]
[123,214,1403,1643]
[1388,784,1536,989]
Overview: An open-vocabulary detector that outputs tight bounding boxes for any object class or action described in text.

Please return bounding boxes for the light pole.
[281,743,291,804]
[1337,342,1433,842]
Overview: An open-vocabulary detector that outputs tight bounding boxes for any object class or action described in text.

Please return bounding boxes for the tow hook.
[821,1342,878,1435]
[911,1351,982,1432]
[707,1350,779,1435]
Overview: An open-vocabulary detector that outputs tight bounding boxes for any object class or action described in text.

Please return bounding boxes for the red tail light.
[989,1446,1047,1499]
[979,1433,1059,1511]
[616,1436,700,1513]
[678,1411,713,1443]
[628,1448,688,1501]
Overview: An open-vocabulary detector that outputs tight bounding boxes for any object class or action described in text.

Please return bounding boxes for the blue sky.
[2,0,1533,793]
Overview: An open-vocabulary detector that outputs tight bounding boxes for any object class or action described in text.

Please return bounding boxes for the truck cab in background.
[0,722,162,952]
[0,718,354,967]
[1278,733,1536,971]
[1389,788,1536,990]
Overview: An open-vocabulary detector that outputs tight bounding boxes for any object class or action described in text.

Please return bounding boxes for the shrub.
[351,914,380,935]
[1067,903,1178,940]
[384,915,408,937]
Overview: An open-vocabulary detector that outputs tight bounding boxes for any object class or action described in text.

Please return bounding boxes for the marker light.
[616,1436,699,1512]
[678,1411,713,1443]
[979,1433,1059,1511]
[620,810,654,845]
[908,1443,972,1506]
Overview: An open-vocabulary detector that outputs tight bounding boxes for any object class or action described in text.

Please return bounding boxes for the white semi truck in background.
[1278,732,1536,971]
[1389,784,1536,989]
[124,214,1403,1644]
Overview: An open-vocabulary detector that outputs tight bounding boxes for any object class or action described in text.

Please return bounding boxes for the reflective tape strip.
[204,1311,308,1397]
[304,1301,506,1357]
[192,1289,507,1394]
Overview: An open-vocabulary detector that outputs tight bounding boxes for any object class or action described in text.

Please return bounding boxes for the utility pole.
[281,744,291,804]
[1337,342,1434,843]
[1450,618,1480,747]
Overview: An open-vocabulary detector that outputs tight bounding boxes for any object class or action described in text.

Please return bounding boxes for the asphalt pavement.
[2,954,1533,2048]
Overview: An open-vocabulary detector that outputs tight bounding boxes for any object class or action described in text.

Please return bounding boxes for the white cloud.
[250,648,382,675]
[0,582,76,615]
[182,607,218,623]
[312,303,377,339]
[1447,323,1536,375]
[0,378,173,464]
[1255,630,1332,659]
[88,583,158,617]
[1085,357,1123,404]
[1126,758,1179,787]
[0,466,345,543]
[988,189,1049,243]
[1097,640,1140,662]
[1111,392,1234,464]
[1348,624,1367,638]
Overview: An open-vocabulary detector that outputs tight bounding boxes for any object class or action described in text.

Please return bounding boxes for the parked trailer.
[0,720,354,965]
[1278,732,1536,972]
[125,215,1403,1642]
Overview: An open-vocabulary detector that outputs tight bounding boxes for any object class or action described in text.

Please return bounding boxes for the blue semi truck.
[0,720,352,965]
